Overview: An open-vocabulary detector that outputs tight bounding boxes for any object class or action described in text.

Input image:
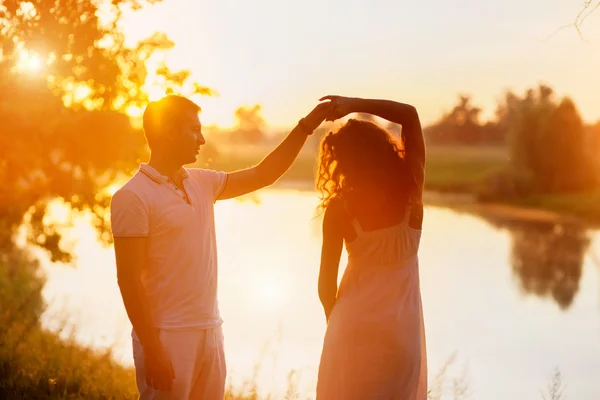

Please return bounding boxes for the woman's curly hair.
[315,119,415,215]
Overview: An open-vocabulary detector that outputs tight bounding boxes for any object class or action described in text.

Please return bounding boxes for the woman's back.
[335,197,423,320]
[318,198,428,400]
[343,194,422,269]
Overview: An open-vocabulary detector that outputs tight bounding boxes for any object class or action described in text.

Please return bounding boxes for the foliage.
[425,95,504,145]
[481,84,596,200]
[0,244,139,399]
[229,104,267,144]
[0,0,212,261]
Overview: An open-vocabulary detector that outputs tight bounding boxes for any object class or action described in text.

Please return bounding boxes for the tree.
[547,1,599,40]
[503,84,595,194]
[424,95,500,145]
[0,0,213,261]
[570,0,599,38]
[231,104,266,144]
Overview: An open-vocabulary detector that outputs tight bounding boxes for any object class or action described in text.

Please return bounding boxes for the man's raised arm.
[217,100,331,200]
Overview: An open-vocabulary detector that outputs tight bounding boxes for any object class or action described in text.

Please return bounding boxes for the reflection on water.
[36,190,600,400]
[480,216,590,310]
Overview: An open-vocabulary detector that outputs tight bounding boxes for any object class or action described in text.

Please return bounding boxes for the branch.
[540,1,599,42]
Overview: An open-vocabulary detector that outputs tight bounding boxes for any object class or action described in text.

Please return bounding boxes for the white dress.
[316,203,428,400]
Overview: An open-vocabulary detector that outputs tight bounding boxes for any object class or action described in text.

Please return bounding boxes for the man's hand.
[319,95,359,121]
[303,100,335,132]
[145,343,175,391]
[215,99,333,200]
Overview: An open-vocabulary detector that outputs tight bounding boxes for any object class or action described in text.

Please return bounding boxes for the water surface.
[39,189,600,399]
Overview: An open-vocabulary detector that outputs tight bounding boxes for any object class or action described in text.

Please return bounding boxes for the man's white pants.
[132,326,226,400]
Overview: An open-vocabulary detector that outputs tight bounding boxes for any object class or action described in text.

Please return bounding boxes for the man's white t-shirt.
[110,163,227,330]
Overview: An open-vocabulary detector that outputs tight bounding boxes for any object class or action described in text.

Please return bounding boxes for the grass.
[423,145,508,193]
[205,150,318,183]
[196,144,509,193]
[0,246,138,399]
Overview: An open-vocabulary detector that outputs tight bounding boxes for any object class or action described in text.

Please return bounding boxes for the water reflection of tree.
[482,216,590,310]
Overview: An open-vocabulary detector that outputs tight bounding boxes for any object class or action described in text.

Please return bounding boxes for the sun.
[16,49,44,74]
[251,274,287,311]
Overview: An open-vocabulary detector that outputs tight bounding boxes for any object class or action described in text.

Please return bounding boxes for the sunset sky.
[120,0,600,129]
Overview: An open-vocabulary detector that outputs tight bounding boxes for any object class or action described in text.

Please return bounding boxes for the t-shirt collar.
[139,163,189,184]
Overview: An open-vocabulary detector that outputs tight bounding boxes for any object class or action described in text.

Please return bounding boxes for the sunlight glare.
[73,85,92,102]
[252,275,287,310]
[105,183,121,196]
[43,199,72,226]
[146,83,167,101]
[17,50,44,73]
[125,105,143,118]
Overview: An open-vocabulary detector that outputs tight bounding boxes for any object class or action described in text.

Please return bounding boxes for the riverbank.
[270,180,597,228]
[0,247,139,399]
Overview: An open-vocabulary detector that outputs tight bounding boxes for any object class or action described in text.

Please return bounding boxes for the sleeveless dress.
[316,203,428,400]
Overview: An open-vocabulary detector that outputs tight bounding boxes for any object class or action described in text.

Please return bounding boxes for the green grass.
[423,145,508,192]
[204,151,318,183]
[195,144,510,193]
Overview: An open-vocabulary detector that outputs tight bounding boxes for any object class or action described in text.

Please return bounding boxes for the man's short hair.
[142,95,201,148]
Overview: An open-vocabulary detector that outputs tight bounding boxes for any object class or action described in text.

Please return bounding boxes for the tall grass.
[0,246,138,399]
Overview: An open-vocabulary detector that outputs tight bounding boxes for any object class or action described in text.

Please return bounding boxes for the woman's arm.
[318,201,344,322]
[323,95,426,193]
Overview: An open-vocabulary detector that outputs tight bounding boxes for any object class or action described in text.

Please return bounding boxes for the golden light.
[104,183,123,196]
[43,199,72,226]
[17,49,44,73]
[251,274,287,310]
[117,45,233,127]
[145,83,168,101]
[125,104,144,118]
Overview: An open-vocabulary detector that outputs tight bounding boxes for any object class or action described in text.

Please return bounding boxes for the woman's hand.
[319,95,360,121]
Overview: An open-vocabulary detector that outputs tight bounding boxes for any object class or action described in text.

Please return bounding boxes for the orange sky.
[119,0,600,129]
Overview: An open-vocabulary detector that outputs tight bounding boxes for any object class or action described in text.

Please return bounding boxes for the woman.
[315,95,427,399]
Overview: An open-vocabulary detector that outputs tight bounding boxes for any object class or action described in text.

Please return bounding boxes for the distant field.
[195,144,510,192]
[195,143,600,223]
[424,145,509,192]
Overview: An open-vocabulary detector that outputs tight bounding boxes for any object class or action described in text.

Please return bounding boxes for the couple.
[110,94,427,400]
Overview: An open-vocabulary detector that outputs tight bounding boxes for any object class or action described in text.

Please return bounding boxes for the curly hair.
[315,119,415,215]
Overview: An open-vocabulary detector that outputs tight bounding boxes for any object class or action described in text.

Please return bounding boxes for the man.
[110,95,331,399]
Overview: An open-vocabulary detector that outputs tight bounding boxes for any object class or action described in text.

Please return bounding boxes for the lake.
[38,188,600,399]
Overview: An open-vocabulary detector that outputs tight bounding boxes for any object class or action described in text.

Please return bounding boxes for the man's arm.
[318,201,344,322]
[114,237,174,390]
[217,101,332,200]
[217,124,309,200]
[114,237,159,351]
